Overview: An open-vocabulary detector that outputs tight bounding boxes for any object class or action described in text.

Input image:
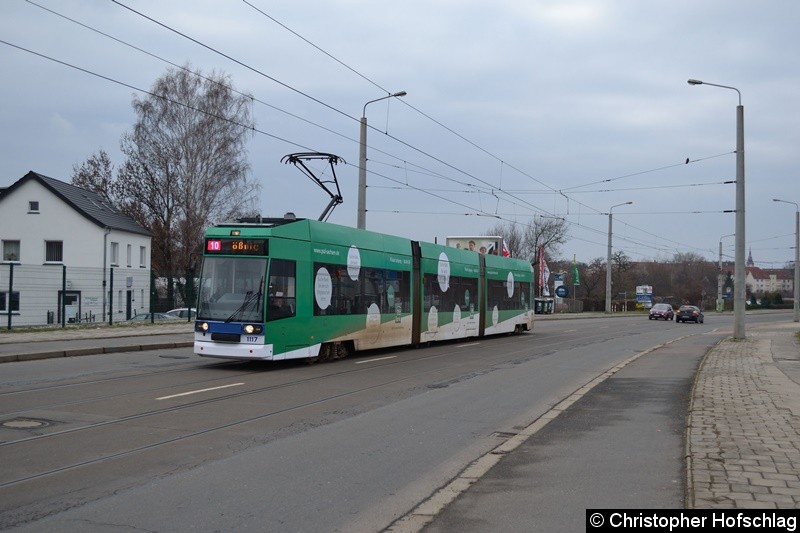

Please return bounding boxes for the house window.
[126,244,132,267]
[0,291,21,313]
[28,201,39,213]
[110,242,119,266]
[45,241,63,263]
[139,246,147,268]
[2,240,20,262]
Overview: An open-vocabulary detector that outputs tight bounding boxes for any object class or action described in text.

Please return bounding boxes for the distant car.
[126,312,180,322]
[165,308,196,319]
[648,303,674,321]
[676,305,704,324]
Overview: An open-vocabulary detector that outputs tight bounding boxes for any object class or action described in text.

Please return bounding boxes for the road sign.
[555,285,569,298]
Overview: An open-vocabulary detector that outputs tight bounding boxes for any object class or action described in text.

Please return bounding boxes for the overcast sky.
[2,0,798,268]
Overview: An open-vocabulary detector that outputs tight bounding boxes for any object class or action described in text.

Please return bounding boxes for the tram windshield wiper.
[225,278,263,323]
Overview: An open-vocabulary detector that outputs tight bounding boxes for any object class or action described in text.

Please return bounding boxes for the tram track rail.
[1,331,547,450]
[0,318,644,427]
[0,318,617,423]
[0,331,567,502]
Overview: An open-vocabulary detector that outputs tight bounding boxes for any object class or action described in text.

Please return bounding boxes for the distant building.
[0,171,151,326]
[744,266,793,298]
[738,249,794,298]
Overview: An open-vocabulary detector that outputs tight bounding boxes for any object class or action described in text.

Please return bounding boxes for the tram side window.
[458,276,478,312]
[487,277,529,311]
[518,281,531,310]
[385,269,410,314]
[487,279,511,311]
[313,263,357,316]
[314,263,410,316]
[361,268,383,313]
[423,274,478,312]
[423,274,442,310]
[267,259,296,321]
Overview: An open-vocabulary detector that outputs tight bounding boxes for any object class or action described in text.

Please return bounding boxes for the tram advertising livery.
[194,217,534,362]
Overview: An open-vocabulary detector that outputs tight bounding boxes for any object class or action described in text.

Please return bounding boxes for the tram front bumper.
[194,337,274,360]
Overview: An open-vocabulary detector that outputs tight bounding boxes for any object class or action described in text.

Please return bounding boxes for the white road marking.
[456,342,481,348]
[355,356,397,364]
[157,382,244,400]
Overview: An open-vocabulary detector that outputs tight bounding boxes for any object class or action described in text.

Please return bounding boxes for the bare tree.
[483,221,524,258]
[524,217,569,262]
[71,65,260,308]
[671,251,717,306]
[117,65,259,288]
[484,217,569,264]
[582,257,607,310]
[71,149,115,204]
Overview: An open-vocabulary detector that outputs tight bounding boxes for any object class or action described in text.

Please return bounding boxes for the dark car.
[648,303,674,321]
[676,305,704,324]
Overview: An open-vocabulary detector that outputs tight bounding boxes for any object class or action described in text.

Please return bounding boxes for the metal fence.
[0,264,163,329]
[151,272,198,315]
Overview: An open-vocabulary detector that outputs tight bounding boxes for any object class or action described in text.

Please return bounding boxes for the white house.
[0,171,152,327]
[745,266,794,298]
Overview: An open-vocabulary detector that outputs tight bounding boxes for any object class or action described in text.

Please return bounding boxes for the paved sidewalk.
[687,322,800,508]
[0,322,193,362]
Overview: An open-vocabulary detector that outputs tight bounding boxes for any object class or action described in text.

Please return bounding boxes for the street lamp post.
[357,90,407,230]
[773,199,800,322]
[688,79,746,339]
[605,201,633,313]
[717,233,734,312]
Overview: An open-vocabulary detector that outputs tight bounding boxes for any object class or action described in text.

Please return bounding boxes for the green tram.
[194,217,533,361]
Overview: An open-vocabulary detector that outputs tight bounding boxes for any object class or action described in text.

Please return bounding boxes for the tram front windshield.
[197,257,267,322]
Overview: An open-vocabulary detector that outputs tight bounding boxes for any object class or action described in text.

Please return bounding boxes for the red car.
[648,303,674,321]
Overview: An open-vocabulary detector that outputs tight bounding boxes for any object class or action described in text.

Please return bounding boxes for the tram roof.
[210,218,412,255]
[211,218,532,270]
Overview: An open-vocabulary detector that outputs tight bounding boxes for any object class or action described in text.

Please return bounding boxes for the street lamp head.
[774,198,800,210]
[363,90,408,116]
[687,78,741,105]
[609,201,633,212]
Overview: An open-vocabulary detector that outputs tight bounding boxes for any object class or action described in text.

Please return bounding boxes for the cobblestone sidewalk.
[687,323,800,508]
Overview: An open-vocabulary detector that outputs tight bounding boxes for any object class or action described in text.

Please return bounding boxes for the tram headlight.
[243,324,263,334]
[196,322,209,332]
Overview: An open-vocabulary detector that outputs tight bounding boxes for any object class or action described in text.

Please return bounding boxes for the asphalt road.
[422,326,719,532]
[0,313,764,531]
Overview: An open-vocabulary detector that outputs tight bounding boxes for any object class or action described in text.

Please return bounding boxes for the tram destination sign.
[205,238,268,256]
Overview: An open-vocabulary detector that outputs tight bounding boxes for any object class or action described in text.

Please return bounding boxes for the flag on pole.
[538,245,544,292]
[502,240,511,257]
[542,260,551,296]
[573,254,580,286]
[539,244,551,296]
